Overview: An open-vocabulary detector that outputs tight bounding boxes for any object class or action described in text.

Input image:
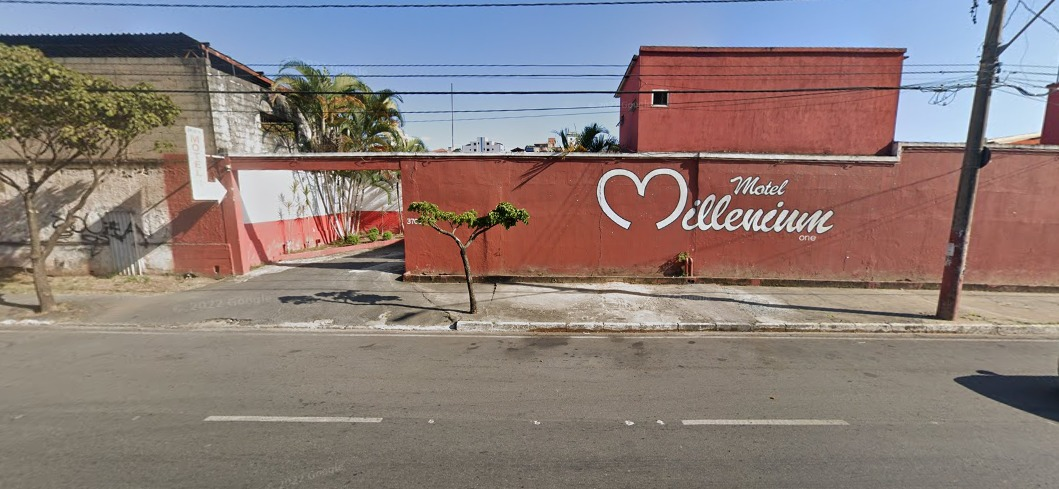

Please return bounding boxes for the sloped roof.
[0,32,273,88]
[0,32,202,58]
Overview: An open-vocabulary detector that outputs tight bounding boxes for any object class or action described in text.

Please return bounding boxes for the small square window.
[652,90,669,107]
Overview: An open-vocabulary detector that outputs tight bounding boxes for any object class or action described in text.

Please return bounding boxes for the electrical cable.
[0,0,809,9]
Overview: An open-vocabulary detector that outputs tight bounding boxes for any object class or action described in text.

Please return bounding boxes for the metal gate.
[105,210,145,276]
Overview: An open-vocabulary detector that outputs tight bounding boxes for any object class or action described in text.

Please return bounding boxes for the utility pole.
[936,0,1007,320]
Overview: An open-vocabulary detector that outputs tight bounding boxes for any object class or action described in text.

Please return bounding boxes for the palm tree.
[271,61,430,240]
[556,123,621,153]
[273,60,368,152]
[389,133,428,152]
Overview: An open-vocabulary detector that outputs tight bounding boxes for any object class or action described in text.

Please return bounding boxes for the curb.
[454,320,1059,336]
[4,319,1057,337]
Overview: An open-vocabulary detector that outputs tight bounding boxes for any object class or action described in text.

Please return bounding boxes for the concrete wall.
[9,56,215,159]
[401,146,1059,287]
[0,57,293,275]
[0,162,175,274]
[617,47,905,155]
[206,67,293,155]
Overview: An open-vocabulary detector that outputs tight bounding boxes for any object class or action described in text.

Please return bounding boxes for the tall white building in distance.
[461,137,506,153]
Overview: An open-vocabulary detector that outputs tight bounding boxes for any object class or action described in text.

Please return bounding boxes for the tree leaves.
[408,200,529,235]
[0,43,180,161]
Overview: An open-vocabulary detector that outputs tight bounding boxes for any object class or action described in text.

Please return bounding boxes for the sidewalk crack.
[410,282,459,324]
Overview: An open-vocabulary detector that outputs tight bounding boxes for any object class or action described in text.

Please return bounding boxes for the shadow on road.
[510,283,933,321]
[270,260,403,272]
[270,243,405,272]
[278,290,449,313]
[955,370,1059,423]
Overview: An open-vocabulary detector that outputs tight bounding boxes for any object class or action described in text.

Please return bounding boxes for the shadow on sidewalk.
[0,293,37,312]
[278,290,449,314]
[955,370,1059,423]
[510,283,933,321]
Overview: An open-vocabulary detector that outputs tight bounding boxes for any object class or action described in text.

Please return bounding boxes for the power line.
[39,67,980,79]
[0,0,808,9]
[88,83,972,96]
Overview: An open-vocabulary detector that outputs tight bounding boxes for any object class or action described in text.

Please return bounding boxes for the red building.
[615,46,907,155]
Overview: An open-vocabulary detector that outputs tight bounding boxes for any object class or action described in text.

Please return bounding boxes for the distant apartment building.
[523,137,558,152]
[461,137,506,153]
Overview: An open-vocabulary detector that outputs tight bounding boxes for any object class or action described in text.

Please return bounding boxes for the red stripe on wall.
[241,211,401,269]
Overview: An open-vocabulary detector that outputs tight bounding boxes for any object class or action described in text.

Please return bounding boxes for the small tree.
[0,44,179,312]
[407,201,529,314]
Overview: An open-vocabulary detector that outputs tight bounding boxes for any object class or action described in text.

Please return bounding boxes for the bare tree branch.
[43,166,107,258]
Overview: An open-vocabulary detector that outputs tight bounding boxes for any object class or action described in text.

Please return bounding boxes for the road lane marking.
[203,416,382,423]
[681,419,849,426]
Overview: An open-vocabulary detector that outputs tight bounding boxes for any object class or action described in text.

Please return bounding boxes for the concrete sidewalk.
[2,242,1058,335]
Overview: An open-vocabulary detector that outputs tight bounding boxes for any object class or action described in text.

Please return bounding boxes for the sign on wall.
[596,168,834,239]
[185,126,227,202]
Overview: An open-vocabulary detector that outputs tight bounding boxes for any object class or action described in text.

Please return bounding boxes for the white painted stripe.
[204,416,382,423]
[681,419,849,426]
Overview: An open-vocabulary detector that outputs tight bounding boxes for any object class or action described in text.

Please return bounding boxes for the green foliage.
[272,60,425,153]
[556,123,621,153]
[408,201,531,235]
[342,234,360,246]
[407,200,530,314]
[0,43,180,313]
[365,227,381,242]
[676,252,690,262]
[382,230,394,240]
[0,44,180,160]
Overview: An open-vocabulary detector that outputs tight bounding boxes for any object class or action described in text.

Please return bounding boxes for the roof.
[988,132,1042,145]
[637,46,907,55]
[0,32,273,88]
[615,45,908,96]
[0,32,202,57]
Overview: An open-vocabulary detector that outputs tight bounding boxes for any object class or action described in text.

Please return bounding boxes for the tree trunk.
[459,246,477,314]
[21,191,55,312]
[396,181,405,234]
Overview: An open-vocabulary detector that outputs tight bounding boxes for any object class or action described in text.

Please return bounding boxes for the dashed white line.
[681,419,849,426]
[204,416,382,423]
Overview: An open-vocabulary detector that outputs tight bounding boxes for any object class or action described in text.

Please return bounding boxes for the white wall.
[238,170,400,224]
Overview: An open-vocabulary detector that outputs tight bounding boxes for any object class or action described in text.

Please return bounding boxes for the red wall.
[240,211,400,269]
[162,155,237,276]
[401,148,1059,286]
[1040,83,1059,145]
[617,47,905,155]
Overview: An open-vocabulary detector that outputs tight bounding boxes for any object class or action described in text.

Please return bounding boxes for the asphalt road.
[1,328,1057,488]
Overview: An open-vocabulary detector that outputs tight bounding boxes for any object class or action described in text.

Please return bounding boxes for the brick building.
[615,46,907,155]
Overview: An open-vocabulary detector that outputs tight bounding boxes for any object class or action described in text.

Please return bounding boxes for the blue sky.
[1,0,1057,150]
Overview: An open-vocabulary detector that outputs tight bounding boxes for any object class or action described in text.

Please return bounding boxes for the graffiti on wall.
[49,212,142,248]
[597,169,835,237]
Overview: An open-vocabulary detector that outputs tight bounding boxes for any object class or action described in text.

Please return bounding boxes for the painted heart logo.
[597,168,689,230]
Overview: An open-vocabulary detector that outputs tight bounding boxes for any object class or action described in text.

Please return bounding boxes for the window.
[652,90,669,107]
